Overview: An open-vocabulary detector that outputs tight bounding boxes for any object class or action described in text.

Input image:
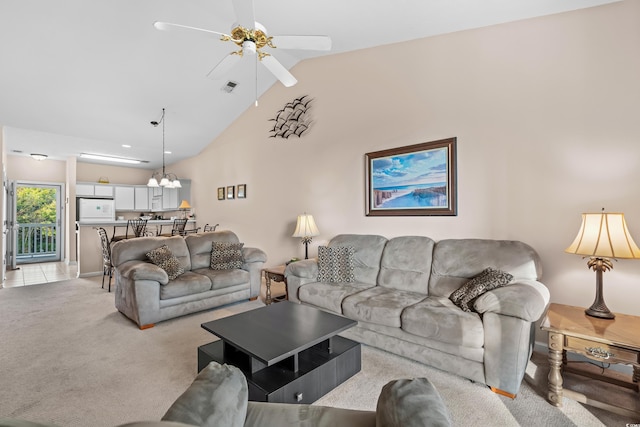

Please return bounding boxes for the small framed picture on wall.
[217,187,225,200]
[226,185,235,199]
[237,184,246,199]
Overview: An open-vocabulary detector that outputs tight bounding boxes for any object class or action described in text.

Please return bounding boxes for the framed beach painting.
[365,137,457,216]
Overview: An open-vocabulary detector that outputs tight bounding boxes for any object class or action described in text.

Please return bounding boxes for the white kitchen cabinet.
[76,184,95,196]
[94,185,114,197]
[162,187,179,210]
[134,186,150,210]
[114,186,135,210]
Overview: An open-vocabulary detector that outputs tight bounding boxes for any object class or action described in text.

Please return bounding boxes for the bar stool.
[96,227,113,292]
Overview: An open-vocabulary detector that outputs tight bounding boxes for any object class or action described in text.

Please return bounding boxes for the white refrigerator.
[78,198,115,222]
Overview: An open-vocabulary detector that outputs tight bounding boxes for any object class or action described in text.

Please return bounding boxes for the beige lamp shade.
[565,211,640,259]
[178,200,191,210]
[292,213,320,238]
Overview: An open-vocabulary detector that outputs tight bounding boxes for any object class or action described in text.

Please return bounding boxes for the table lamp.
[179,200,191,219]
[565,209,640,319]
[292,213,320,259]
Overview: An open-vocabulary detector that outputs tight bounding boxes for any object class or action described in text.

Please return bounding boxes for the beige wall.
[6,155,67,183]
[76,162,151,185]
[173,1,640,318]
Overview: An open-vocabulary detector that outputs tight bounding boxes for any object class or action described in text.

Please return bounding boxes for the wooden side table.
[263,265,287,305]
[541,303,640,417]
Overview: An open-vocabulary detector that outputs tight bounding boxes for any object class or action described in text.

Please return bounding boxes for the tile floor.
[2,261,78,288]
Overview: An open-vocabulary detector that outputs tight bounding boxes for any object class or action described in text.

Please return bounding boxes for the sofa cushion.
[193,267,250,290]
[185,231,241,270]
[428,239,541,297]
[298,282,374,314]
[112,235,191,271]
[317,246,355,283]
[159,271,213,300]
[328,234,388,285]
[146,245,184,280]
[449,268,513,312]
[378,236,434,293]
[162,362,248,427]
[376,378,451,427]
[210,242,244,270]
[400,297,484,348]
[342,287,426,328]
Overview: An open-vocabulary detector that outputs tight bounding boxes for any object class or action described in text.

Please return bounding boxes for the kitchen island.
[76,219,197,278]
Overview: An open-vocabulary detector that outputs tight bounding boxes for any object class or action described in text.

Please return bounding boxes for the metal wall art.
[268,95,313,139]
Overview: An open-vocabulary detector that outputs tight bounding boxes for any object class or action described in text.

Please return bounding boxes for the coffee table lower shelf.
[198,335,361,404]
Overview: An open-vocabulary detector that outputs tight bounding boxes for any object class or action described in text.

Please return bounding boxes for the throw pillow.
[449,267,513,312]
[210,242,244,270]
[317,245,355,283]
[376,378,452,427]
[146,244,184,280]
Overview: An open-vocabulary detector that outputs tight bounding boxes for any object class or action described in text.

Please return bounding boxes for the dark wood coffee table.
[198,301,361,404]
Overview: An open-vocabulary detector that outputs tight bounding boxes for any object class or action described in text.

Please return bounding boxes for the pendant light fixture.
[147,108,181,188]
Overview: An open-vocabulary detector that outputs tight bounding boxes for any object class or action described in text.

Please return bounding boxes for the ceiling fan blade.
[154,22,230,39]
[270,35,332,51]
[206,53,242,80]
[232,0,255,29]
[260,55,297,87]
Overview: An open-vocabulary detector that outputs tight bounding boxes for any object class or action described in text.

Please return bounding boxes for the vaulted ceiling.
[0,0,618,169]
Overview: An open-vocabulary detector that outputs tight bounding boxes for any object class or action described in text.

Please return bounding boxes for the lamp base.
[585,305,615,319]
[584,258,616,320]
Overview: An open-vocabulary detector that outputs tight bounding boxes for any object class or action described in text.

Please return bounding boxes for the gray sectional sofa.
[285,234,550,397]
[111,231,266,329]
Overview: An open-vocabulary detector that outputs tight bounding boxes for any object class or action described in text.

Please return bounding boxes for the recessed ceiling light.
[30,153,48,161]
[164,151,172,154]
[79,153,142,164]
[122,144,132,148]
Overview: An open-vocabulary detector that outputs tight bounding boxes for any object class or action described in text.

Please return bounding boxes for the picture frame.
[365,137,457,216]
[226,185,235,199]
[237,184,246,199]
[217,187,225,200]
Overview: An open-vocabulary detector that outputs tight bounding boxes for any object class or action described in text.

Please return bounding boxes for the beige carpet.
[0,278,634,426]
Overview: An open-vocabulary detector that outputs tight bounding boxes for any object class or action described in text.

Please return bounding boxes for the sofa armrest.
[242,247,267,264]
[285,259,318,279]
[474,279,550,322]
[284,259,319,303]
[117,260,169,285]
[163,362,248,427]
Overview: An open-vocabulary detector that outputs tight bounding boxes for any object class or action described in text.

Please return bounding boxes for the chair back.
[171,218,188,236]
[127,219,148,238]
[203,223,219,232]
[97,227,111,266]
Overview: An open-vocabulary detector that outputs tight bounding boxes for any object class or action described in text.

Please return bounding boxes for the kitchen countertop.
[77,219,195,226]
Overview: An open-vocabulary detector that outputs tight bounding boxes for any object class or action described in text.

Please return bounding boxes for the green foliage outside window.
[16,186,58,255]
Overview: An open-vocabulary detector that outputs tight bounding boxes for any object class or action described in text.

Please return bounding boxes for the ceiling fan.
[154,0,331,88]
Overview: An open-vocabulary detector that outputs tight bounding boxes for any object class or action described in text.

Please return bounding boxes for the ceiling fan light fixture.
[242,40,256,55]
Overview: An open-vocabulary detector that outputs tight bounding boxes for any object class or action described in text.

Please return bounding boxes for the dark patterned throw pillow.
[317,246,355,283]
[146,244,184,280]
[210,242,244,270]
[449,267,513,312]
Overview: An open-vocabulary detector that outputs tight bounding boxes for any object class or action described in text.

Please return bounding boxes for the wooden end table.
[263,265,287,305]
[541,303,640,417]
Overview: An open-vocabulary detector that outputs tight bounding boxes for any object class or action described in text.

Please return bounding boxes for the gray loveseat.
[111,230,267,329]
[285,234,550,397]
